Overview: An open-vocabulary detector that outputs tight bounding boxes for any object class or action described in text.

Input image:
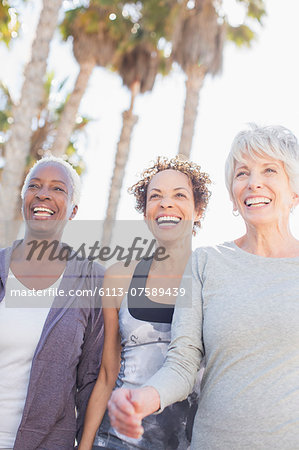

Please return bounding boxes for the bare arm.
[78,268,123,450]
[78,262,135,450]
[78,306,120,450]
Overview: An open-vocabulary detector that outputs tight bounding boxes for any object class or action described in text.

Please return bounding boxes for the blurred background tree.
[0,0,64,245]
[174,0,266,158]
[0,0,267,247]
[100,0,178,247]
[0,0,22,45]
[0,73,87,241]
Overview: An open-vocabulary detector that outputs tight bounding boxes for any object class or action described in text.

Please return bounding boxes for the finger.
[109,390,135,416]
[108,399,136,421]
[110,416,144,439]
[108,401,141,427]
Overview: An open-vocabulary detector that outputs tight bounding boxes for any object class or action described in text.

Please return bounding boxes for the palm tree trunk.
[0,0,63,247]
[51,61,95,157]
[100,82,140,248]
[178,64,206,159]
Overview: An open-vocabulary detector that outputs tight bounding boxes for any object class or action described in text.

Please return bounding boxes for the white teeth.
[157,216,181,224]
[245,197,271,206]
[33,207,54,215]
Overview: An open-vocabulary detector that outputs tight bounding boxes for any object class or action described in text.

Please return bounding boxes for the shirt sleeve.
[144,251,205,411]
[75,261,105,443]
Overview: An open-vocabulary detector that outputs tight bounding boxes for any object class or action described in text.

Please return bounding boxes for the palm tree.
[100,0,178,247]
[100,40,163,247]
[175,0,266,159]
[0,0,64,246]
[51,2,130,157]
[0,73,88,242]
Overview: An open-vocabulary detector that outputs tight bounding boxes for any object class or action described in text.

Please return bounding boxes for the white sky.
[1,0,299,248]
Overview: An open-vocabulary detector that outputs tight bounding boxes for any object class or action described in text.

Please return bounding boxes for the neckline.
[227,240,299,262]
[129,258,175,307]
[8,268,64,291]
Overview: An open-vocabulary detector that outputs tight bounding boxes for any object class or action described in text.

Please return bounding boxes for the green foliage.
[226,24,255,47]
[226,0,266,47]
[141,0,178,41]
[237,0,266,23]
[0,1,22,45]
[0,75,88,175]
[0,81,13,152]
[60,2,132,43]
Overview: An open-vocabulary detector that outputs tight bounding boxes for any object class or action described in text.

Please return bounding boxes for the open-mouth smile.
[155,215,182,227]
[244,197,272,208]
[32,206,55,217]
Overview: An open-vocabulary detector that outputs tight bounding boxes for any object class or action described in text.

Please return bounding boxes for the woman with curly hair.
[79,156,211,450]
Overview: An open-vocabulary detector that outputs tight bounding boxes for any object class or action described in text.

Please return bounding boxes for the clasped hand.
[108,386,160,439]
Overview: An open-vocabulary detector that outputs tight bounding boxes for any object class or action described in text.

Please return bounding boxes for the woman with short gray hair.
[0,157,104,450]
[107,124,299,449]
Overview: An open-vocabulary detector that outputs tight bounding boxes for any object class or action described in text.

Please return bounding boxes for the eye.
[54,186,66,192]
[149,193,160,200]
[235,171,248,178]
[265,167,276,174]
[176,192,187,198]
[28,183,39,189]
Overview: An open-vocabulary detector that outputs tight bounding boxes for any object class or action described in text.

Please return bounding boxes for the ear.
[69,205,78,220]
[292,193,299,208]
[194,208,202,223]
[143,209,149,222]
[230,194,238,212]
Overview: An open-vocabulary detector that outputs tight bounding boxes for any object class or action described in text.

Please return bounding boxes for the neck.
[15,232,64,263]
[152,236,192,275]
[235,222,299,257]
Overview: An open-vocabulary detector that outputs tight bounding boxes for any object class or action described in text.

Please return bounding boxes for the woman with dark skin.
[0,156,104,450]
[79,156,211,450]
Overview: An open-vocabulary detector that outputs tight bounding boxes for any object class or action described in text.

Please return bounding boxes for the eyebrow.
[235,162,280,169]
[148,187,190,192]
[29,177,67,186]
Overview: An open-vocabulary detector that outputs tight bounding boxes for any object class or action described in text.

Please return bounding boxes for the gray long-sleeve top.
[146,242,299,449]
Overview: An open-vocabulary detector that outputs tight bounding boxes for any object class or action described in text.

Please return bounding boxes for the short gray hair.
[21,156,81,205]
[225,124,299,198]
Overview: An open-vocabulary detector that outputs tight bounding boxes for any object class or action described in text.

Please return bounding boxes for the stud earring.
[232,210,239,217]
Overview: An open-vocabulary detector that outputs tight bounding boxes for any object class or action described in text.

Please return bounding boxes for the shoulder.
[104,260,139,283]
[66,254,105,277]
[102,261,140,308]
[192,241,237,274]
[193,241,236,261]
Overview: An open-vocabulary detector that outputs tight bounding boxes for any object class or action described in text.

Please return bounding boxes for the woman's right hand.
[108,386,160,438]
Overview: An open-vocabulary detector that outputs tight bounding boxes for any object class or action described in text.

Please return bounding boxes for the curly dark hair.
[128,155,211,231]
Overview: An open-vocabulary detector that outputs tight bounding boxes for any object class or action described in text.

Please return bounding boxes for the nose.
[248,173,263,190]
[35,187,51,200]
[160,196,173,208]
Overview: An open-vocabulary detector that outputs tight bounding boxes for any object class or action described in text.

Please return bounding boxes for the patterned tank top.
[94,258,199,449]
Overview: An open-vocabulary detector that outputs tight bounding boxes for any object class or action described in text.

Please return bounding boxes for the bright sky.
[1,0,299,248]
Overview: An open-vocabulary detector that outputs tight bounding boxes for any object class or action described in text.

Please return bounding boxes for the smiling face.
[22,162,77,239]
[144,169,201,243]
[232,153,299,228]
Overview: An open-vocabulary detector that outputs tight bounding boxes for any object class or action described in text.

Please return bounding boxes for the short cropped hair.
[128,155,211,230]
[225,124,299,198]
[21,156,81,205]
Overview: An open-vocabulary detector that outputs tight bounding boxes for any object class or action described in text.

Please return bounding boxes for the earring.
[290,206,294,214]
[232,210,239,217]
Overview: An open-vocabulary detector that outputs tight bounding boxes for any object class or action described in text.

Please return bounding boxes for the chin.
[244,215,276,227]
